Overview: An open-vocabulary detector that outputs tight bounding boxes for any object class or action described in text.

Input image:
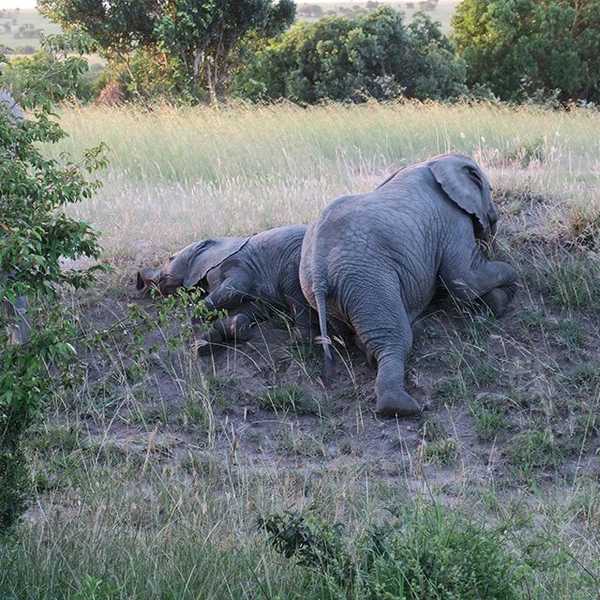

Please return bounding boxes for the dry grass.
[54,101,600,256]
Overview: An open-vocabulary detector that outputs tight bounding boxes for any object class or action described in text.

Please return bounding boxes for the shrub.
[40,0,296,101]
[0,49,106,530]
[261,506,525,599]
[1,50,92,105]
[233,7,466,103]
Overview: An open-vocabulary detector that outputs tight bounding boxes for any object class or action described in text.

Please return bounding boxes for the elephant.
[300,153,518,417]
[137,224,315,351]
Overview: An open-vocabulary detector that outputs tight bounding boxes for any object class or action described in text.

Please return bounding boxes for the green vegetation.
[1,32,96,105]
[258,383,321,415]
[0,54,105,529]
[0,109,598,584]
[234,8,465,102]
[42,101,599,254]
[453,0,600,102]
[2,5,600,593]
[40,0,296,101]
[261,507,525,598]
[6,1,600,106]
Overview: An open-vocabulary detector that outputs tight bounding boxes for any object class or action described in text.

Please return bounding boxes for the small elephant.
[300,153,518,417]
[137,225,314,351]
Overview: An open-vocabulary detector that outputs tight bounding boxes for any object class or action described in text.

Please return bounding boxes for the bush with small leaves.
[0,46,106,530]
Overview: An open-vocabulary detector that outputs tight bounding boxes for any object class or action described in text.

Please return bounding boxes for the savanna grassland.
[2,100,600,598]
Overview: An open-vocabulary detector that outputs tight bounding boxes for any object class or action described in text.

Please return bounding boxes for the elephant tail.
[314,287,335,380]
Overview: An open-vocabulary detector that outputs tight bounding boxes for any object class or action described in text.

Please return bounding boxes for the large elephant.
[137,224,315,350]
[300,153,518,417]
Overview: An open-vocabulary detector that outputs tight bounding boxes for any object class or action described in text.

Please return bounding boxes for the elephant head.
[428,153,497,241]
[378,154,498,241]
[136,237,250,294]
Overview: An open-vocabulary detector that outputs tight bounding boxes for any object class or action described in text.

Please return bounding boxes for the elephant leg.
[286,299,318,342]
[203,272,253,311]
[194,305,259,355]
[346,287,422,417]
[441,257,518,317]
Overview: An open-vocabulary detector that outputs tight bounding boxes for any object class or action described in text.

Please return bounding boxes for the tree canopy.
[234,7,466,103]
[452,0,600,102]
[39,0,296,100]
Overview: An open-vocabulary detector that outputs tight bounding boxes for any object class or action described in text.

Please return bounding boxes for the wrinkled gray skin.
[137,225,314,351]
[1,89,30,346]
[300,153,518,417]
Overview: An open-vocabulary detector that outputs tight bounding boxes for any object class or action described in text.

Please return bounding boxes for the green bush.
[96,48,191,103]
[453,0,600,103]
[261,506,525,599]
[1,52,91,105]
[233,8,466,103]
[0,50,106,530]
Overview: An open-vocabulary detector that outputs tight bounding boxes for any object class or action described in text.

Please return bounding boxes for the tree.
[40,0,296,100]
[234,7,466,103]
[452,0,600,102]
[0,46,106,529]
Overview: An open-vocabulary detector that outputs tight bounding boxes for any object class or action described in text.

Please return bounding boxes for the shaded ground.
[44,226,600,500]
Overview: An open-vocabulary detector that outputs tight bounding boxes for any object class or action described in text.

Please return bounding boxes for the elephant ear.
[429,154,495,240]
[183,237,251,288]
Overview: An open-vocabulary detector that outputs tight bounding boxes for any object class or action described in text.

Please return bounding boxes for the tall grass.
[54,101,600,255]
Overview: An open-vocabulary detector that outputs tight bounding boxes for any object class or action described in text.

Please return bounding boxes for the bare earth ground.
[60,231,600,499]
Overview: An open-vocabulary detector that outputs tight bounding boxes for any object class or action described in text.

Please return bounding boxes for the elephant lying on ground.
[300,153,518,417]
[137,225,314,351]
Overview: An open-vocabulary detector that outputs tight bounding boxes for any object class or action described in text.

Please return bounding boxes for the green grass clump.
[257,384,320,415]
[508,429,564,480]
[433,375,470,405]
[470,399,508,441]
[420,437,459,466]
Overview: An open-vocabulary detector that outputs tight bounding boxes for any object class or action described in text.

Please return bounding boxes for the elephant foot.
[482,284,517,318]
[376,390,422,417]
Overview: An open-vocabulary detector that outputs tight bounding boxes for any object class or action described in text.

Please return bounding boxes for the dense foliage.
[453,0,600,103]
[234,7,466,103]
[0,53,105,530]
[39,0,296,101]
[0,31,98,105]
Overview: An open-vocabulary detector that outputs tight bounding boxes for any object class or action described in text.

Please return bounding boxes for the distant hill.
[0,8,61,54]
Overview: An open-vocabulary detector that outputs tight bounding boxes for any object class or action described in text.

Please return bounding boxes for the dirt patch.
[49,252,600,505]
